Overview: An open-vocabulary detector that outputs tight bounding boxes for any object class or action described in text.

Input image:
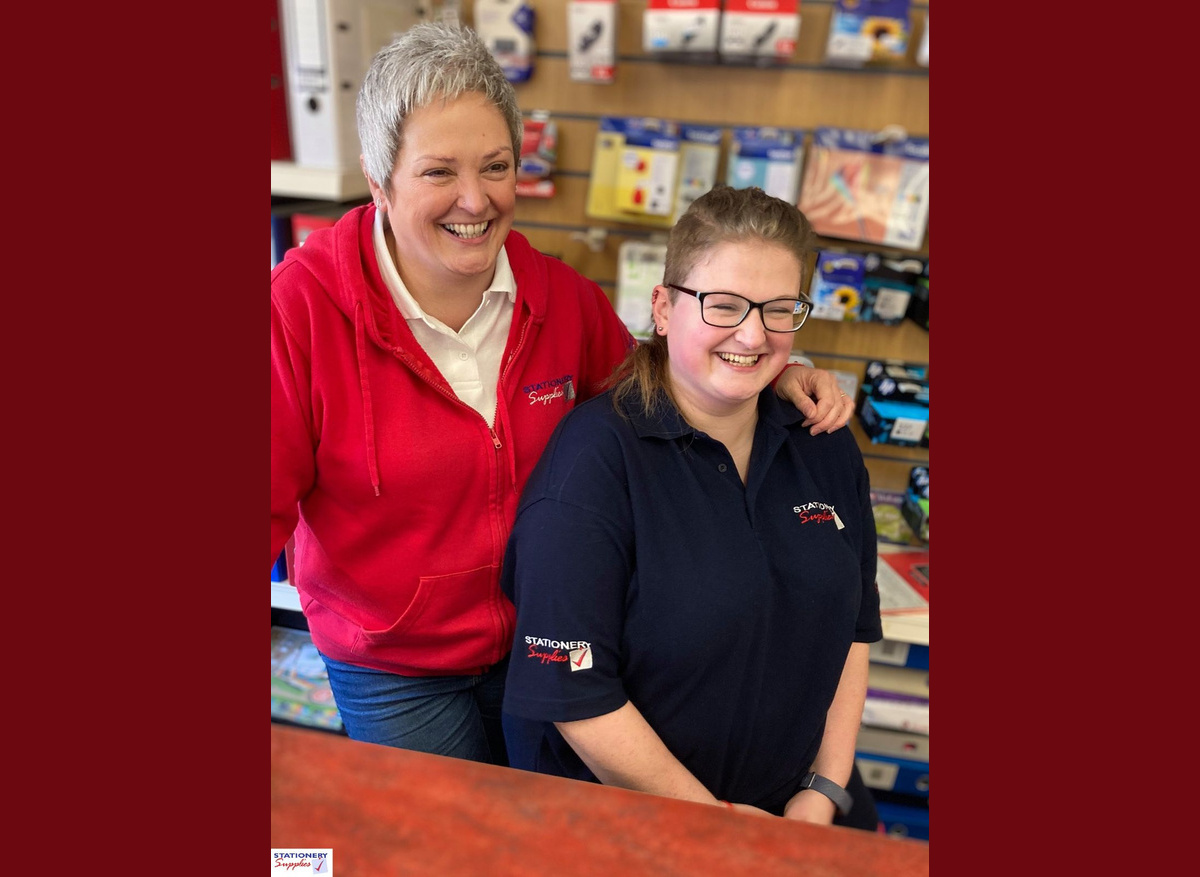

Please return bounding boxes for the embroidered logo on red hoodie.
[521,374,574,406]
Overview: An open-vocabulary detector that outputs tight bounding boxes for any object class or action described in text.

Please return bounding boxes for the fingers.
[788,367,854,435]
[802,392,854,435]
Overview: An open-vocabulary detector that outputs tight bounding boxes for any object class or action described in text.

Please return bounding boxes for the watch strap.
[799,771,853,816]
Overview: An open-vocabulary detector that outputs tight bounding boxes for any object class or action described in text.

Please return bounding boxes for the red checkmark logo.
[573,649,589,667]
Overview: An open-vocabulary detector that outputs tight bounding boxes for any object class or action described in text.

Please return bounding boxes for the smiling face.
[653,239,802,419]
[371,91,517,299]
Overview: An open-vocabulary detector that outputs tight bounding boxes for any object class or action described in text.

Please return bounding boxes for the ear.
[361,156,387,212]
[651,285,672,331]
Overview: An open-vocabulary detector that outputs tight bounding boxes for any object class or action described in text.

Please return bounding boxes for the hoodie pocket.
[354,563,506,672]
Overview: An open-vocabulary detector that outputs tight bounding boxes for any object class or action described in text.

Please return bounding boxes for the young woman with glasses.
[500,185,882,830]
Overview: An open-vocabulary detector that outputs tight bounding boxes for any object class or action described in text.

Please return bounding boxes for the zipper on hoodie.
[396,314,530,666]
[490,313,532,471]
[394,348,472,409]
[489,313,532,666]
[498,317,531,390]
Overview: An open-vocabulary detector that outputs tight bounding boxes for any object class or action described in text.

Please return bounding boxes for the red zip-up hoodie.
[271,205,636,676]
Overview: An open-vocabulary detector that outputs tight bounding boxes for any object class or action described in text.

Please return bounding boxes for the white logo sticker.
[569,647,592,671]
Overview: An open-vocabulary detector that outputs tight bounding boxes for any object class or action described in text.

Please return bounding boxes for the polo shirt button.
[718,463,727,472]
[459,351,469,361]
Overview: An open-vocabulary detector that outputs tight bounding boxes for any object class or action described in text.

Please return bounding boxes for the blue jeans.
[319,653,509,766]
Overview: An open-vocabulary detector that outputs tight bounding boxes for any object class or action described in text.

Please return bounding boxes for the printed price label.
[889,418,926,443]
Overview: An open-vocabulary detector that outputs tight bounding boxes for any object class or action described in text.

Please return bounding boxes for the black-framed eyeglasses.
[666,284,811,333]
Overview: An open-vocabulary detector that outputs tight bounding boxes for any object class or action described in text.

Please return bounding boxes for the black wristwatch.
[799,771,853,816]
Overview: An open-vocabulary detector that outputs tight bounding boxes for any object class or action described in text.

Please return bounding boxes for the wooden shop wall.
[475,0,930,491]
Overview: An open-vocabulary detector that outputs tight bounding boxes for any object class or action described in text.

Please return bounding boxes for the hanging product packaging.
[824,0,911,67]
[809,250,866,322]
[726,127,804,203]
[798,126,929,251]
[568,0,617,83]
[861,254,924,325]
[718,0,800,67]
[476,0,536,83]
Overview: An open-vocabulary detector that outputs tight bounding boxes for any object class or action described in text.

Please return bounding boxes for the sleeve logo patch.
[524,636,593,670]
[569,647,592,671]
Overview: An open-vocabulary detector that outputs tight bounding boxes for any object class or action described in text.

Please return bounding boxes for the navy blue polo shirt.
[500,386,882,813]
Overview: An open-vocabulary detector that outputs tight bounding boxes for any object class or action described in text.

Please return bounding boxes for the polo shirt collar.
[623,385,805,439]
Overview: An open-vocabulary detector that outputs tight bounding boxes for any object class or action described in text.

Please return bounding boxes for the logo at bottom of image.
[272,849,333,874]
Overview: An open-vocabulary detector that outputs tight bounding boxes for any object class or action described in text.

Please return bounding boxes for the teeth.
[443,221,490,238]
[717,352,760,366]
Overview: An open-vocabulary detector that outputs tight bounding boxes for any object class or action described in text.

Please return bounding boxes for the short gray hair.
[356,22,524,194]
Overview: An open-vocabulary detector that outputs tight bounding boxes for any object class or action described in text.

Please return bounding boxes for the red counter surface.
[272,723,929,875]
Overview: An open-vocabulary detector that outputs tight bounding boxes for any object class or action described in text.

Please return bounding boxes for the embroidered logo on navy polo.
[523,635,592,669]
[793,502,845,529]
[522,374,575,406]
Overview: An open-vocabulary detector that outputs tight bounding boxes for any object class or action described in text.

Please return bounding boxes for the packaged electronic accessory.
[568,0,616,83]
[798,126,929,251]
[718,0,799,67]
[809,250,866,322]
[616,239,668,339]
[587,118,720,228]
[475,0,536,83]
[671,125,722,218]
[859,383,928,448]
[614,120,681,217]
[643,0,720,62]
[824,0,911,67]
[726,127,804,203]
[860,359,926,401]
[861,254,923,325]
[516,111,557,198]
[857,360,929,448]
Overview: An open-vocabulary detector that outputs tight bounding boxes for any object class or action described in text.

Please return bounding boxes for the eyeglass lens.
[702,292,809,331]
